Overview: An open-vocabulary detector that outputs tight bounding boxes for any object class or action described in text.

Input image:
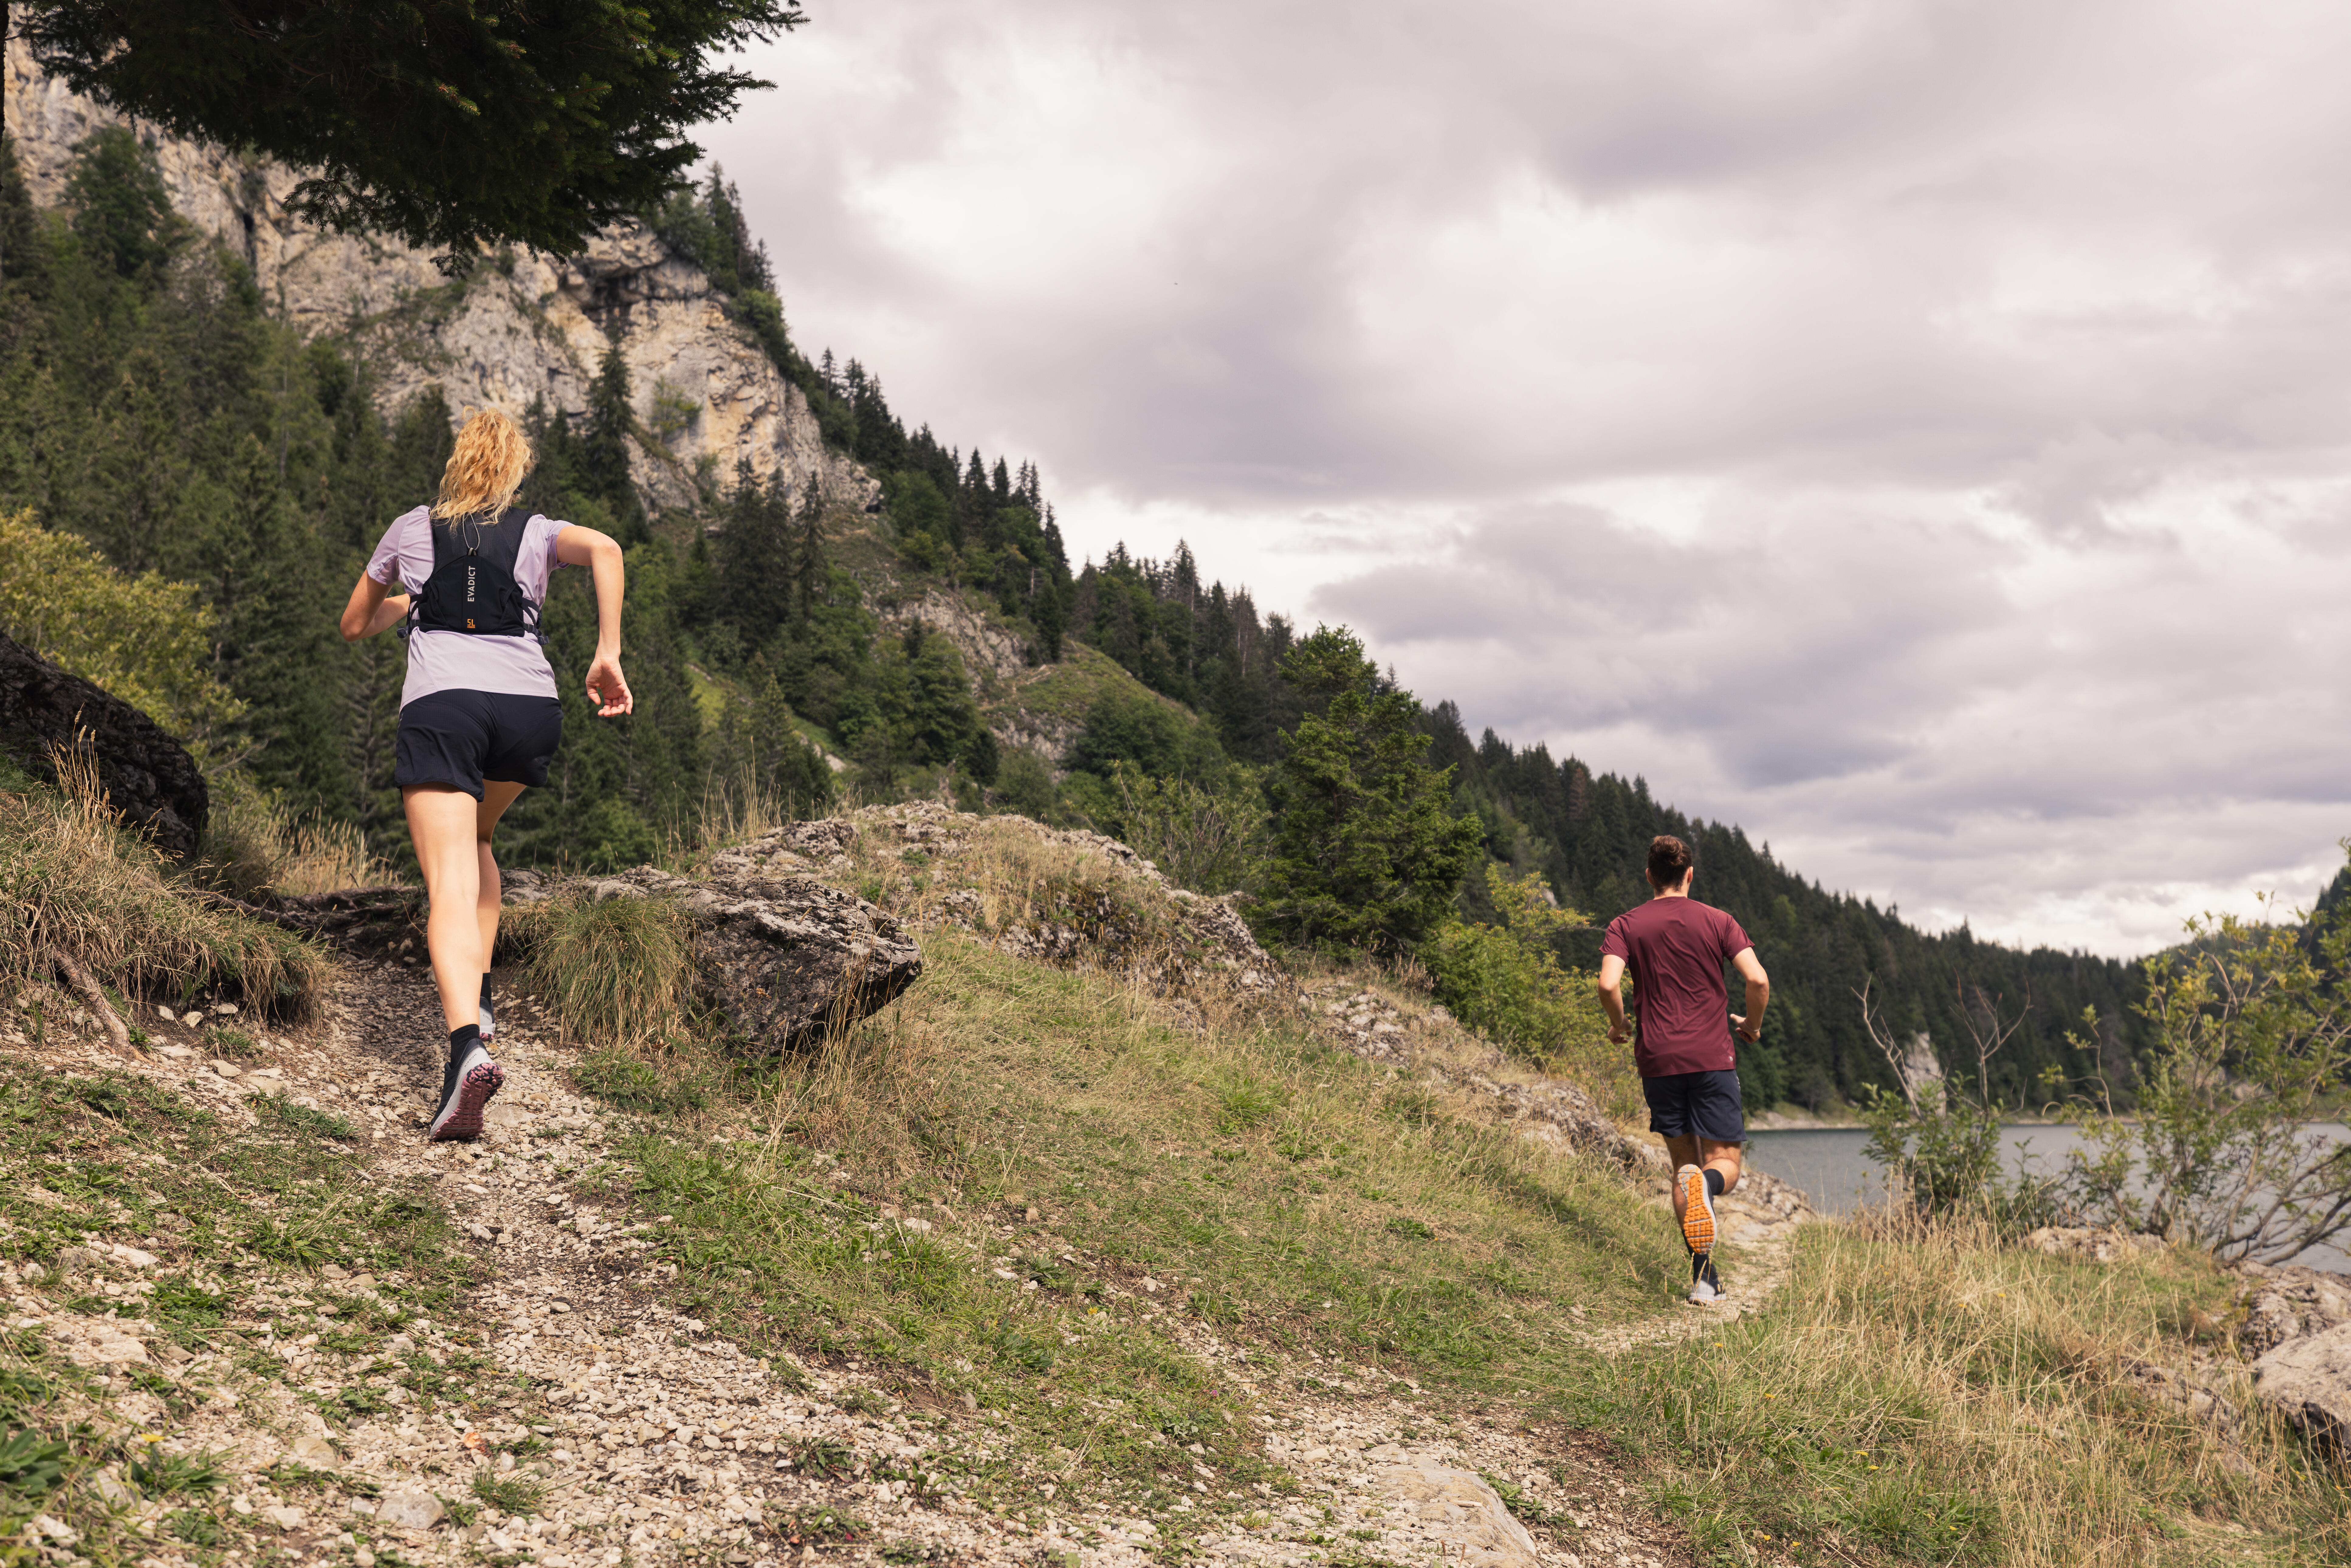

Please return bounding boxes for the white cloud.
[699,0,2351,952]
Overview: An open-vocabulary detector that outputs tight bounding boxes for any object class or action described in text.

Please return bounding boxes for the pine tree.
[1255,626,1482,954]
[794,476,823,624]
[584,341,646,540]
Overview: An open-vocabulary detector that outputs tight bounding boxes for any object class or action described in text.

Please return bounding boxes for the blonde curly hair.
[433,408,535,522]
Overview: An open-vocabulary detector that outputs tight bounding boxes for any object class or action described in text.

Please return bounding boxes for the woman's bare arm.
[553,525,634,716]
[339,573,409,642]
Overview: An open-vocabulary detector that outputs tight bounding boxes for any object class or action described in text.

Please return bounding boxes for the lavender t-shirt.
[366,506,572,709]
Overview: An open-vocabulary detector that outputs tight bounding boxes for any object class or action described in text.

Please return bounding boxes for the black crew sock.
[1703,1168,1726,1198]
[448,1023,483,1069]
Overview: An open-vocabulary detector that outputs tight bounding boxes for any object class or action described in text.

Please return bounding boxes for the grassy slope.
[562,813,2351,1566]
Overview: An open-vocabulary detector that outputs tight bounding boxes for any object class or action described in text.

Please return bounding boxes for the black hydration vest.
[403,508,542,641]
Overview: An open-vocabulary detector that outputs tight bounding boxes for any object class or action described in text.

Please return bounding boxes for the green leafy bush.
[1102,762,1265,895]
[1424,864,1632,1118]
[2054,862,2351,1263]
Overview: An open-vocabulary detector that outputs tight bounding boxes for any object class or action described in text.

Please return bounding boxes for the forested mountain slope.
[2,43,2151,1113]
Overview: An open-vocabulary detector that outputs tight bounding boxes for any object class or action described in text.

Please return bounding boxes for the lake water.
[1744,1123,2351,1273]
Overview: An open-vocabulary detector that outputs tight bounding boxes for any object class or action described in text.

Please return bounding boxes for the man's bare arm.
[1729,947,1769,1043]
[1597,954,1630,1045]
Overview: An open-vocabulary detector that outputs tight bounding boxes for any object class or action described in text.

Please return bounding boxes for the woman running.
[338,408,633,1140]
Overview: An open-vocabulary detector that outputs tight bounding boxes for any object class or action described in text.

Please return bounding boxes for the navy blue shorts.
[394,690,563,801]
[1642,1069,1744,1143]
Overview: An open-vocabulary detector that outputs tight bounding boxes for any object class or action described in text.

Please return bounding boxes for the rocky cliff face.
[3,40,876,516]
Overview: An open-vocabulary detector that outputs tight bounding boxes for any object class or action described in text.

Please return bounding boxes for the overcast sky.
[698,0,2351,957]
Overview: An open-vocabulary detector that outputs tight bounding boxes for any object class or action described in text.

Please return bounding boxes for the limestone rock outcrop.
[0,629,207,858]
[2022,1227,2165,1264]
[1363,1448,1540,1568]
[3,39,877,519]
[2252,1319,2351,1455]
[2236,1262,2351,1357]
[586,855,923,1055]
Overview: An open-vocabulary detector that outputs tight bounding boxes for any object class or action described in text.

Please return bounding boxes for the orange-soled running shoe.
[1675,1163,1717,1258]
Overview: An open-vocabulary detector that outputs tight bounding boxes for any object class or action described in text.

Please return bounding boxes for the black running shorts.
[394,690,564,801]
[1642,1068,1745,1143]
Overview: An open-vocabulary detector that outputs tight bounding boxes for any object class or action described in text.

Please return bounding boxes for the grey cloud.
[699,1,2351,948]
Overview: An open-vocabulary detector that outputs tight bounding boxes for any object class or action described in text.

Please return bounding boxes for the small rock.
[212,1061,243,1078]
[320,1264,348,1280]
[289,1434,339,1465]
[259,1504,307,1530]
[214,1002,239,1016]
[182,1011,204,1027]
[159,1046,191,1060]
[377,1488,445,1530]
[92,1470,134,1506]
[153,1004,174,1021]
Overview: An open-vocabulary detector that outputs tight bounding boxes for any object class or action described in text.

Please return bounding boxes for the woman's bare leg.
[405,784,488,1035]
[474,781,527,993]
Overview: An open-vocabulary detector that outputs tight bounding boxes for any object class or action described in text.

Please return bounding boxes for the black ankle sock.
[479,973,494,1004]
[1704,1168,1726,1198]
[448,1023,482,1064]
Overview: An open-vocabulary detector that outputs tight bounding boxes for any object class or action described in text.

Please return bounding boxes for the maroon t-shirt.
[1600,897,1754,1077]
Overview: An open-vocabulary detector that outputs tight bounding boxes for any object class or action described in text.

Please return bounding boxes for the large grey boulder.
[0,628,207,858]
[2253,1319,2351,1456]
[559,834,923,1054]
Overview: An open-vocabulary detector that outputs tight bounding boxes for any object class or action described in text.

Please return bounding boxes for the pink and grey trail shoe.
[429,1038,503,1141]
[1676,1163,1718,1259]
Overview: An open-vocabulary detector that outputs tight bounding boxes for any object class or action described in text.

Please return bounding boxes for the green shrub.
[1102,762,1265,895]
[1424,864,1633,1119]
[2054,862,2351,1263]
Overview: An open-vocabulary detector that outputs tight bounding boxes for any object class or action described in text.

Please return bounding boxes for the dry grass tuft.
[0,752,328,1018]
[508,887,696,1052]
[202,776,397,899]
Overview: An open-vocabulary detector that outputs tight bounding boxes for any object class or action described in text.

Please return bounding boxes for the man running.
[1596,834,1769,1304]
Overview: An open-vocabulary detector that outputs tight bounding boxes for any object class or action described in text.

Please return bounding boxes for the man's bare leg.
[1665,1134,1743,1196]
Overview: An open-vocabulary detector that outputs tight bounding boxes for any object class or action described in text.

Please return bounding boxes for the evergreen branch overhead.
[14,0,805,258]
